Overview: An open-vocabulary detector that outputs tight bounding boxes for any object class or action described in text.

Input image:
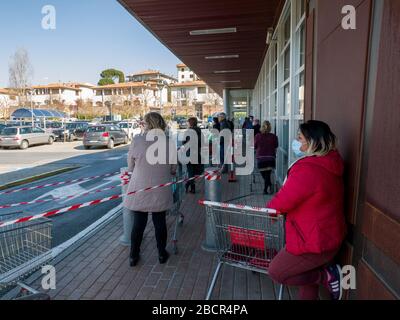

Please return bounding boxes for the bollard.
[201,168,222,252]
[119,167,133,246]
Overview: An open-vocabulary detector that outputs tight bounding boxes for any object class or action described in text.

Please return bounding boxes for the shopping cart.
[0,211,52,299]
[169,163,187,254]
[200,201,286,300]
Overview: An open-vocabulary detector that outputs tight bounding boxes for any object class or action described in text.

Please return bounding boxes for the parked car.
[40,121,63,134]
[118,121,141,140]
[0,124,6,133]
[178,119,188,129]
[0,126,55,150]
[53,122,89,141]
[83,125,129,149]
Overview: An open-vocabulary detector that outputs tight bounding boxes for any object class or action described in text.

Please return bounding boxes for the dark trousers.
[260,170,272,191]
[185,164,204,191]
[130,211,167,258]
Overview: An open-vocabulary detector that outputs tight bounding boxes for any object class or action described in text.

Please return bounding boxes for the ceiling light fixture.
[205,54,239,60]
[220,80,241,83]
[214,70,241,74]
[190,27,237,36]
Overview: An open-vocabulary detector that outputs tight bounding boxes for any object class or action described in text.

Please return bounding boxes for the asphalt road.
[0,145,130,247]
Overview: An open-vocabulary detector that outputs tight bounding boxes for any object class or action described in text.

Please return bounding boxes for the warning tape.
[0,171,120,196]
[0,169,222,228]
[0,181,129,210]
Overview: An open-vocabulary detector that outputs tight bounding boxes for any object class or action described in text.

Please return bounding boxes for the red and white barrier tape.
[0,181,129,210]
[0,169,222,228]
[198,200,281,216]
[0,171,120,196]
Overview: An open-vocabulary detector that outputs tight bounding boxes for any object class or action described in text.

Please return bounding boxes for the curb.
[0,166,80,192]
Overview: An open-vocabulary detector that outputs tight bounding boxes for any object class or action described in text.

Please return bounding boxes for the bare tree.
[0,96,11,119]
[8,48,34,106]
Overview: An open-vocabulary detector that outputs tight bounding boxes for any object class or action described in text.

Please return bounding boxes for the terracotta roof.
[0,88,17,95]
[170,80,206,88]
[94,82,155,90]
[130,70,177,81]
[32,83,81,91]
[177,63,187,68]
[69,82,96,88]
[131,70,160,76]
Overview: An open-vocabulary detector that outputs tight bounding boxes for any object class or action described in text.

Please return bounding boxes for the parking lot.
[0,140,129,175]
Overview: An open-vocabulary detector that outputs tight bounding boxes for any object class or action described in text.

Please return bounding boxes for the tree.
[98,69,125,86]
[0,96,11,119]
[8,48,34,105]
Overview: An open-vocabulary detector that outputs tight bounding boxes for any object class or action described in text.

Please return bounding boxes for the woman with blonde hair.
[124,112,176,267]
[267,120,346,300]
[254,120,278,194]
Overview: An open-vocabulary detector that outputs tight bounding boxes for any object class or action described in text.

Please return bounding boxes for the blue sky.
[0,0,180,87]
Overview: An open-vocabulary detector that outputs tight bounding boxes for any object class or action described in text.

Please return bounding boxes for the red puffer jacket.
[267,150,347,256]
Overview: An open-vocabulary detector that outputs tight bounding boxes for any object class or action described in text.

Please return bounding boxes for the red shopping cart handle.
[198,199,282,216]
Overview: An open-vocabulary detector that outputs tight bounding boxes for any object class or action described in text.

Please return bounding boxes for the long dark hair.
[299,120,337,156]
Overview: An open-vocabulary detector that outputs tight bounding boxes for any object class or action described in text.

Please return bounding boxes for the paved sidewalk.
[8,172,299,300]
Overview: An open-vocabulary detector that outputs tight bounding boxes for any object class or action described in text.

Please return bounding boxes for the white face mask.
[292,139,307,158]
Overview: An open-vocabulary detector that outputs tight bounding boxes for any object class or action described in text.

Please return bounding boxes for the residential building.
[93,81,158,115]
[171,64,222,118]
[126,69,177,108]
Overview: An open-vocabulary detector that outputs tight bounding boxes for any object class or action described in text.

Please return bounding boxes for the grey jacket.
[123,133,177,212]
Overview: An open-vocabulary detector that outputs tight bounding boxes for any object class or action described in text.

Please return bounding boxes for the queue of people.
[123,112,346,300]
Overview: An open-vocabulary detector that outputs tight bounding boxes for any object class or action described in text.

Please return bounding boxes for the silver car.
[83,125,129,149]
[0,126,55,150]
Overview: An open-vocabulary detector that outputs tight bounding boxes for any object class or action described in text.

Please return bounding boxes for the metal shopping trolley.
[169,163,187,254]
[0,212,52,299]
[200,201,286,300]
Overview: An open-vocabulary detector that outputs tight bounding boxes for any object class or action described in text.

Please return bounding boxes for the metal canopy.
[118,0,283,96]
[11,108,67,119]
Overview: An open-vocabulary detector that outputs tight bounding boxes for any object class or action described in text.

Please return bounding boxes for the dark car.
[53,122,89,142]
[83,125,129,149]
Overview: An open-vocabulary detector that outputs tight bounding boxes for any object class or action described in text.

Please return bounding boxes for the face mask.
[292,139,306,158]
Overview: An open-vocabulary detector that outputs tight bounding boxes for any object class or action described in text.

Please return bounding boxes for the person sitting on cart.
[183,117,204,194]
[267,120,347,300]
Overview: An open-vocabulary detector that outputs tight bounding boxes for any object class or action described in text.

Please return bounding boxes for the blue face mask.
[292,139,306,158]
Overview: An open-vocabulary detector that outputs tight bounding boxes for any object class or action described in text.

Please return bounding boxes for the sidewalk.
[7,172,298,300]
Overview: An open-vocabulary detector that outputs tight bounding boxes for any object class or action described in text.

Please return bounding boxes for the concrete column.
[119,167,133,246]
[223,89,229,116]
[201,168,222,252]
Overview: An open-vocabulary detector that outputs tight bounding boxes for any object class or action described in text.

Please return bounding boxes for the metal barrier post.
[119,167,133,246]
[201,168,221,252]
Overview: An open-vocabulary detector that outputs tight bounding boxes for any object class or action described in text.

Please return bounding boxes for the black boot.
[129,255,140,267]
[159,251,170,264]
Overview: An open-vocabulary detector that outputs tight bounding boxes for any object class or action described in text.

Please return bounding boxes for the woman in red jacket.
[267,120,347,300]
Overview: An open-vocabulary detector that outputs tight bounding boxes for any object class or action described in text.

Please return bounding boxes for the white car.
[118,121,141,140]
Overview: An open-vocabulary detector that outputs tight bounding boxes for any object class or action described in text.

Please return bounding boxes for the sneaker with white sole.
[323,264,343,300]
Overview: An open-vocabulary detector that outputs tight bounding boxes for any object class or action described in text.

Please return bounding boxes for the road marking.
[58,174,121,204]
[33,182,86,202]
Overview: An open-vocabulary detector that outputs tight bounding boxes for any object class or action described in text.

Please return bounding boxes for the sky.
[0,0,181,87]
